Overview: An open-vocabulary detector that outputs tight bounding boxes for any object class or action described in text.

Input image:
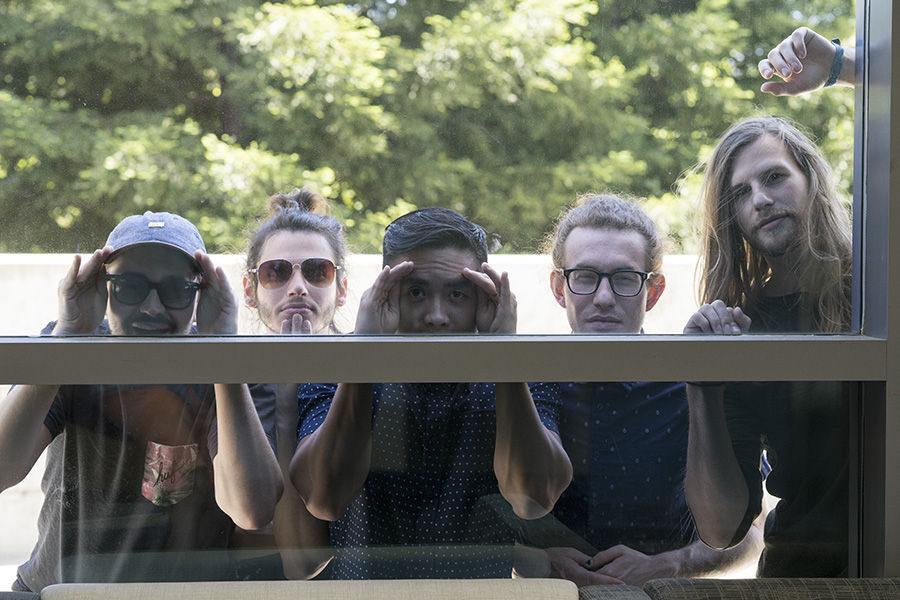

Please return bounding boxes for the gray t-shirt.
[17,382,234,591]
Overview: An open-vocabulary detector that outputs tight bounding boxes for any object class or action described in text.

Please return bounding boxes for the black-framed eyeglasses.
[105,273,201,309]
[248,258,341,289]
[560,268,652,297]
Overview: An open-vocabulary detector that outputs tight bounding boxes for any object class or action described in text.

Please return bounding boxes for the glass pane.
[0,379,855,588]
[0,1,857,336]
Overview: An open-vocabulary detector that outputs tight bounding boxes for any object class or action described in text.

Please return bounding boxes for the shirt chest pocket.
[142,441,199,507]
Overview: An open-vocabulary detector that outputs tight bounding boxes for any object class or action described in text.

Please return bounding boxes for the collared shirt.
[297,382,561,579]
[531,381,695,555]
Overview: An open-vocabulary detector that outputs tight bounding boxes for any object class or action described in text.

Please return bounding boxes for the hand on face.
[683,299,752,335]
[585,544,677,586]
[759,27,837,96]
[53,246,114,335]
[194,250,238,335]
[462,263,517,334]
[281,313,314,335]
[354,261,415,334]
[544,547,624,586]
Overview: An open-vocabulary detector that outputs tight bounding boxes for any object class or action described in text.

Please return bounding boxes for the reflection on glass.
[0,381,281,592]
[0,377,854,589]
[684,380,850,577]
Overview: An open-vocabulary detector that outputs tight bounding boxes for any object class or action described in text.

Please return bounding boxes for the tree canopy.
[0,0,855,254]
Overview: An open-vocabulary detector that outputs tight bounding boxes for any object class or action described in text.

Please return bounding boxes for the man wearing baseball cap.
[0,212,283,591]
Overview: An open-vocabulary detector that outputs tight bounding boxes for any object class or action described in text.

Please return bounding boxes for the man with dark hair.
[0,212,282,591]
[288,207,572,579]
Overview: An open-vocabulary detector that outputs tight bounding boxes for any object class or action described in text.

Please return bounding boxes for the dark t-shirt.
[532,381,695,555]
[17,383,234,591]
[725,294,849,577]
[297,382,561,579]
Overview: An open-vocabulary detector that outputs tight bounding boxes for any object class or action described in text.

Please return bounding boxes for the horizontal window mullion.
[0,335,885,385]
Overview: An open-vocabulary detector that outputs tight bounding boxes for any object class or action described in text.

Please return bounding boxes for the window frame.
[0,0,897,577]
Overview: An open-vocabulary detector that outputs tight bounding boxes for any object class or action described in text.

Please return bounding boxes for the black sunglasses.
[105,273,201,309]
[561,268,652,297]
[248,258,341,289]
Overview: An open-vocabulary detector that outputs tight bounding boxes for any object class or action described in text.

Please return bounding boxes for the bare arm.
[272,384,332,579]
[288,263,413,521]
[670,514,765,577]
[1,249,112,492]
[212,384,284,530]
[494,382,573,520]
[684,384,752,549]
[289,383,374,521]
[582,518,763,585]
[683,302,756,548]
[0,385,56,492]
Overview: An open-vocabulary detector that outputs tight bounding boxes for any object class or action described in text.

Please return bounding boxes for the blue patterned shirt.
[531,381,695,555]
[298,382,561,579]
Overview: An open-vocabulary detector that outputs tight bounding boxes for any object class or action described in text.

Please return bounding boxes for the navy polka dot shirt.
[298,382,562,579]
[531,382,696,555]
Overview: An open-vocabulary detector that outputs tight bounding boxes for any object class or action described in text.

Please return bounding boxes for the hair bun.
[267,186,330,217]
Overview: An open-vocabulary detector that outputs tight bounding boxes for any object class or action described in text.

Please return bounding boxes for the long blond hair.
[697,116,851,332]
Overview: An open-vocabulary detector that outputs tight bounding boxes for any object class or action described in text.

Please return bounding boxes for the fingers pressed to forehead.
[76,249,107,284]
[480,262,503,287]
[386,260,414,280]
[463,268,499,297]
[371,262,410,294]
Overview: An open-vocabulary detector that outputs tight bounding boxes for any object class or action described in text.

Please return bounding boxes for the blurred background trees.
[0,0,855,254]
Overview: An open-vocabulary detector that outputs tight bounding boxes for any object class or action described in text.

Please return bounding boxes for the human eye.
[765,170,786,185]
[449,287,470,302]
[407,285,426,301]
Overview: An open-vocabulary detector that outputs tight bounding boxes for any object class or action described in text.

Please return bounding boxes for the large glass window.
[2,0,897,592]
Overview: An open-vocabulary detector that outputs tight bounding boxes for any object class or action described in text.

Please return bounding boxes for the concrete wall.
[0,253,699,336]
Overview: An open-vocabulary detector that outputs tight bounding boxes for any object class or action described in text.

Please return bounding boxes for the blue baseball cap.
[105,211,206,265]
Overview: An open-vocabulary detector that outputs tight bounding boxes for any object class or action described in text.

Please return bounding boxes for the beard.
[743,216,802,258]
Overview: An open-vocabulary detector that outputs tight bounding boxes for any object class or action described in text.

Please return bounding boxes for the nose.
[751,184,774,210]
[139,288,166,316]
[592,276,616,309]
[286,266,309,296]
[424,297,450,329]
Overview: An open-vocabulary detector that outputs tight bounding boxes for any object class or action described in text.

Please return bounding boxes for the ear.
[242,273,257,308]
[550,270,567,309]
[336,275,349,307]
[645,273,666,312]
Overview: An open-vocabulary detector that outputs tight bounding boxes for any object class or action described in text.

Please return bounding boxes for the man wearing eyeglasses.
[0,212,282,591]
[289,207,572,579]
[515,194,760,586]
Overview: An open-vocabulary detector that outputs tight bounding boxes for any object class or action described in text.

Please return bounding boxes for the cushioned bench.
[640,577,900,599]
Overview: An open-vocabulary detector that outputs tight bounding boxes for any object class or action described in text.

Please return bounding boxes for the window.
[0,0,897,587]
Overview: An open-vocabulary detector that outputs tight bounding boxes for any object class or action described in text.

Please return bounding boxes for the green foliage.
[0,0,855,254]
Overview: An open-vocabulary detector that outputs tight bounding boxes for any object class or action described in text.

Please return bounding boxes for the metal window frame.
[0,0,897,577]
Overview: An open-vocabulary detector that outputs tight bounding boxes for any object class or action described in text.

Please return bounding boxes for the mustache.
[128,317,176,331]
[756,212,792,227]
